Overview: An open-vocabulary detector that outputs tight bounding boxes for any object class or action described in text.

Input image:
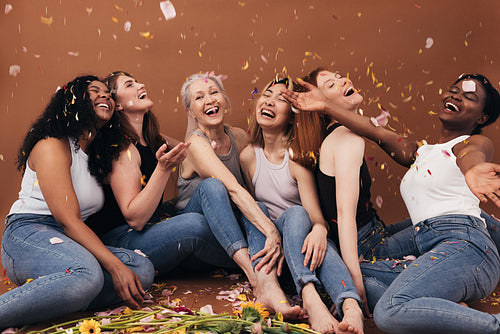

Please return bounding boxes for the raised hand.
[156,142,191,171]
[465,162,500,207]
[281,79,327,112]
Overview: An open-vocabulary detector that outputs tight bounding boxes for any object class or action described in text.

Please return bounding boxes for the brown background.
[1,0,500,255]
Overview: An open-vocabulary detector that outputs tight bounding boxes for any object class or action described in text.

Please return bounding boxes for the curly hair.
[16,75,99,171]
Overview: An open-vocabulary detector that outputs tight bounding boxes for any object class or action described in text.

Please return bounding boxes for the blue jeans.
[361,215,500,334]
[179,178,248,258]
[0,214,155,328]
[244,205,360,314]
[358,216,417,260]
[99,211,236,276]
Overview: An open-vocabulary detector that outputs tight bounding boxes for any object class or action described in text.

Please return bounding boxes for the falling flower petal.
[9,65,20,77]
[375,195,383,208]
[4,4,13,14]
[124,20,131,32]
[462,80,476,92]
[160,1,176,21]
[370,110,391,127]
[425,37,434,48]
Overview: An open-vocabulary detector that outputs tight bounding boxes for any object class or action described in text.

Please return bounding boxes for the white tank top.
[252,146,301,220]
[9,137,104,221]
[400,135,482,225]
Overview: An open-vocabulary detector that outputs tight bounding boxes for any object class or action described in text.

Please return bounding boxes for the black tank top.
[314,123,377,246]
[85,143,162,235]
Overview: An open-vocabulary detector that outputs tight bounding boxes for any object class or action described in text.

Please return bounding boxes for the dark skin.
[282,77,500,207]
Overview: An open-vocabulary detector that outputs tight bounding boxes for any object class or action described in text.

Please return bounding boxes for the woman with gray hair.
[176,72,303,320]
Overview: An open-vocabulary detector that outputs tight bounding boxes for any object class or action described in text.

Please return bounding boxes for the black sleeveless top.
[315,123,377,246]
[85,143,162,235]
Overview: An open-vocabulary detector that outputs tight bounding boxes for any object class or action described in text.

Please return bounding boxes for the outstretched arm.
[455,135,500,207]
[282,80,418,167]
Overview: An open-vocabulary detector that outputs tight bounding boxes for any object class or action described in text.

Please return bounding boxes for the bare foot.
[336,298,364,334]
[302,283,338,334]
[254,270,304,320]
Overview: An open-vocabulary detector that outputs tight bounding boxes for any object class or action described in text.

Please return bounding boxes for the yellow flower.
[240,301,270,319]
[79,319,101,334]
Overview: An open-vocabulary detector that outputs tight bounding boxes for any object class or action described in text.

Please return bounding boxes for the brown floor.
[2,263,500,334]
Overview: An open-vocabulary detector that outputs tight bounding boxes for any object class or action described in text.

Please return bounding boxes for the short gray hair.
[180,72,230,111]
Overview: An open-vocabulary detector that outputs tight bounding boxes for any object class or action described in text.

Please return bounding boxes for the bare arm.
[455,135,500,207]
[31,138,145,308]
[186,134,283,273]
[239,144,257,196]
[289,160,328,271]
[323,128,369,313]
[282,80,418,167]
[109,141,190,230]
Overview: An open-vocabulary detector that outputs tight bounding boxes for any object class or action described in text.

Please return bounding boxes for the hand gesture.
[281,80,327,112]
[111,263,147,309]
[302,224,327,271]
[156,142,191,171]
[252,230,285,275]
[465,162,500,207]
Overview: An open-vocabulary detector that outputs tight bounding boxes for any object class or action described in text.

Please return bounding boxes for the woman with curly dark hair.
[86,71,236,281]
[0,75,154,328]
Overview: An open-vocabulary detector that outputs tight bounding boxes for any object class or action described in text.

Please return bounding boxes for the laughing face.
[113,75,153,114]
[440,78,488,131]
[316,70,363,111]
[255,83,291,131]
[87,80,115,128]
[187,78,227,128]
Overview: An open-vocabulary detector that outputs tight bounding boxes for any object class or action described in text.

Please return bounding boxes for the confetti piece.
[9,65,20,77]
[67,51,79,56]
[124,20,131,32]
[425,37,434,49]
[375,195,383,208]
[33,180,39,187]
[160,1,176,21]
[211,140,217,149]
[341,280,345,288]
[427,169,432,175]
[50,237,64,244]
[41,16,53,26]
[261,54,268,64]
[241,60,249,70]
[441,150,451,157]
[140,31,154,39]
[251,87,258,101]
[462,80,476,92]
[5,4,13,14]
[85,7,92,15]
[111,17,118,24]
[127,149,132,160]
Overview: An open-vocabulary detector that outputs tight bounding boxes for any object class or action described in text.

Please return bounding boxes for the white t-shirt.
[9,137,104,221]
[400,135,482,225]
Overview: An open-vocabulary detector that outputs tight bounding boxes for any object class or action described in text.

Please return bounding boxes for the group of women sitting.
[1,68,500,334]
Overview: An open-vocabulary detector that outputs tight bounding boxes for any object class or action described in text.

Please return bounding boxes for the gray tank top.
[176,126,244,210]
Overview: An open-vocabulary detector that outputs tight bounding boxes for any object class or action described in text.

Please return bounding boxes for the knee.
[114,250,155,290]
[198,178,226,195]
[284,206,311,228]
[373,295,401,332]
[65,262,105,310]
